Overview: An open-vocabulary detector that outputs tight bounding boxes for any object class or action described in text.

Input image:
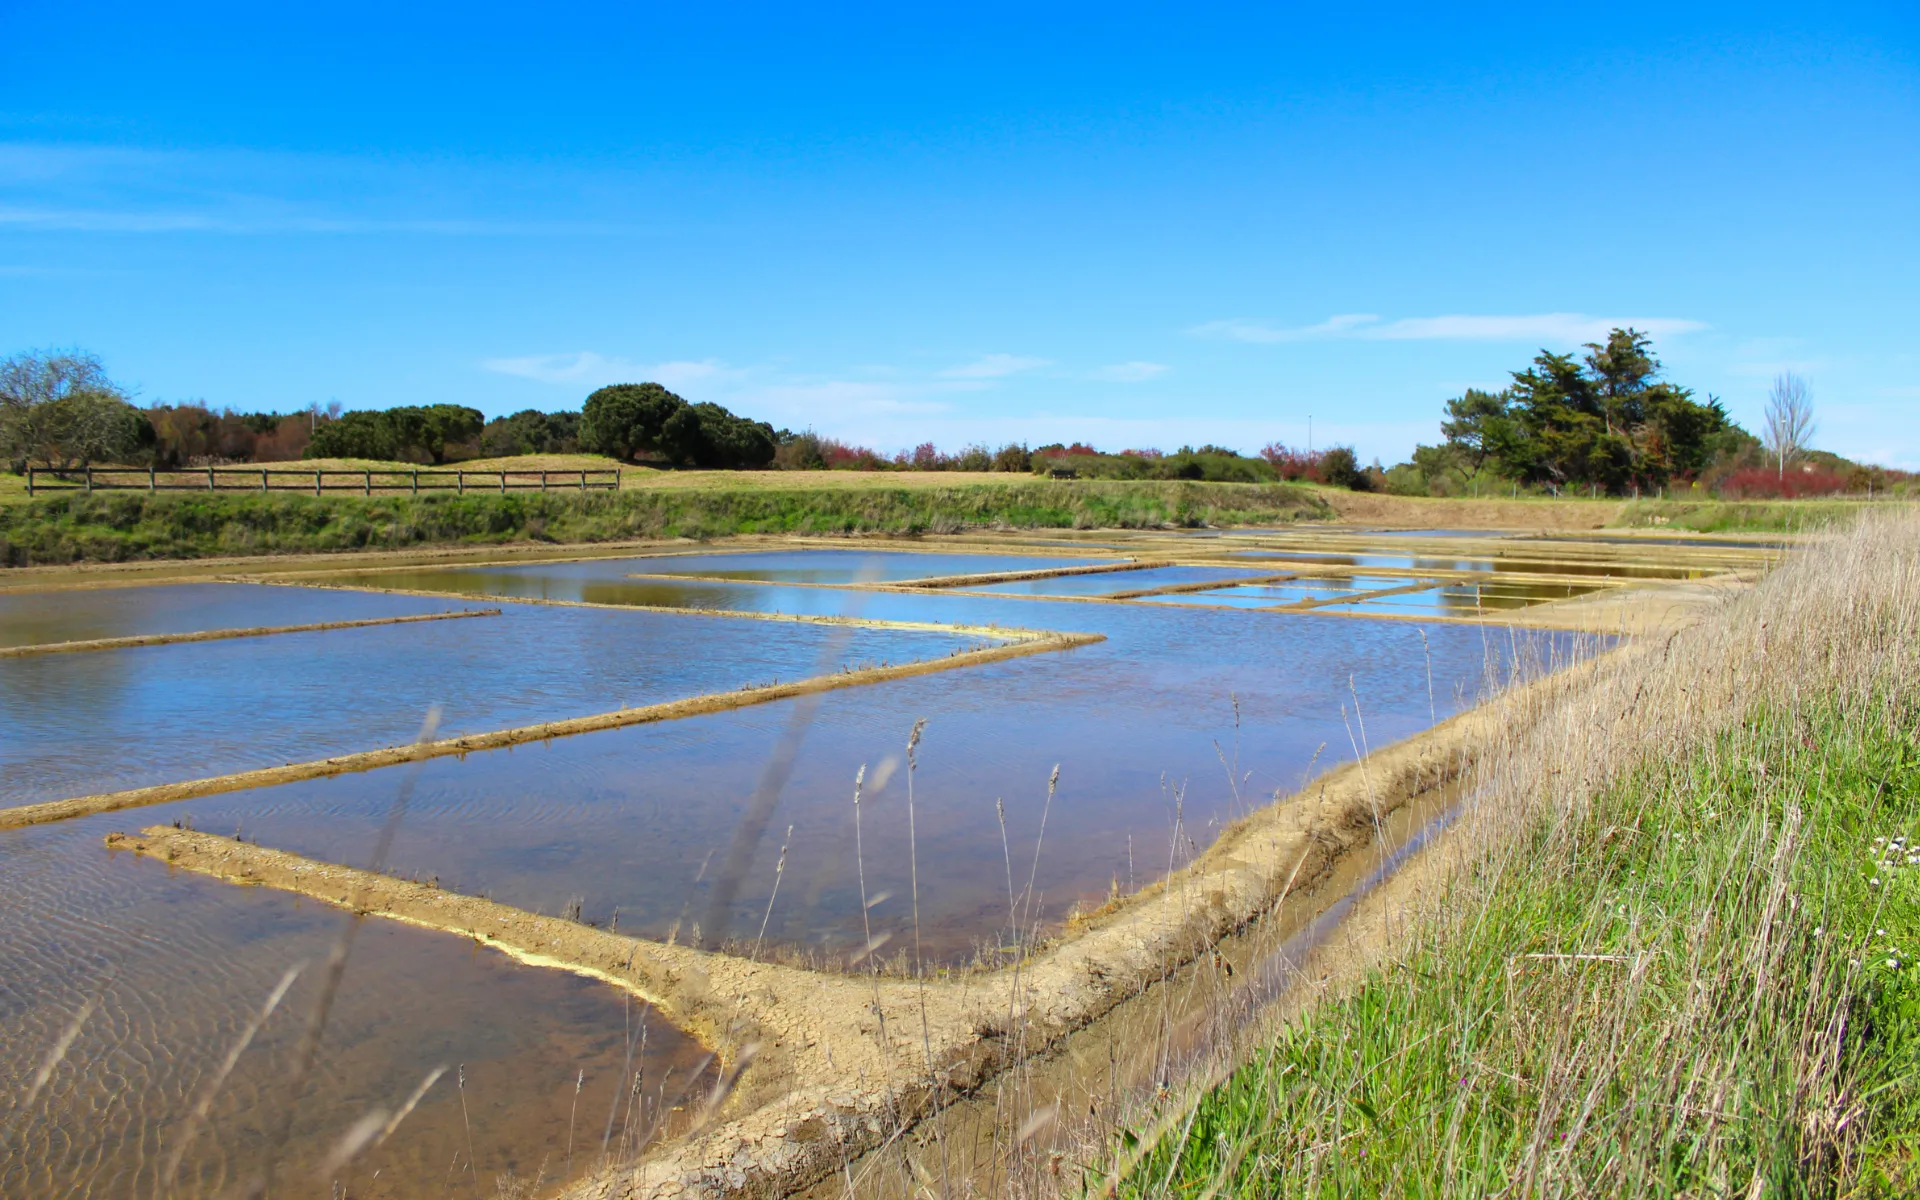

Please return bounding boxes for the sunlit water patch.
[625,548,1119,584]
[149,592,1592,963]
[1,593,984,805]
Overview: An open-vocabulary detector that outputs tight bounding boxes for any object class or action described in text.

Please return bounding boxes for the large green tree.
[1421,329,1738,494]
[580,383,775,468]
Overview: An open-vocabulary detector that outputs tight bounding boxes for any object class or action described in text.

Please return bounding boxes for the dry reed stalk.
[1074,508,1920,1197]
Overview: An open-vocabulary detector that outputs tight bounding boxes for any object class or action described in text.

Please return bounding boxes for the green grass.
[0,480,1329,566]
[1122,699,1920,1197]
[1611,497,1889,533]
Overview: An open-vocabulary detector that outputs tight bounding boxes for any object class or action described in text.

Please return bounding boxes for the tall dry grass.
[1100,507,1920,1195]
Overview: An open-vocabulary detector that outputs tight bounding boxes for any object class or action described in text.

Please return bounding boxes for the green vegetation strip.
[0,629,1102,830]
[1124,707,1918,1192]
[1613,497,1895,533]
[0,481,1329,566]
[0,607,499,658]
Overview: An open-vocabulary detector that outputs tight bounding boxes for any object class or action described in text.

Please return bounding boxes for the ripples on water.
[1,550,1597,1196]
[135,564,1592,962]
[0,816,712,1199]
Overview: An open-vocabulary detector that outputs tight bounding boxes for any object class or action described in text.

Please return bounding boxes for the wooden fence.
[25,466,622,497]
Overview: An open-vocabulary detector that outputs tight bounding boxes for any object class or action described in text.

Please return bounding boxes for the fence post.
[540,470,548,492]
[364,470,371,496]
[25,467,32,497]
[261,469,267,492]
[86,466,93,493]
[499,471,506,494]
[411,470,418,495]
[208,466,215,492]
[580,470,586,490]
[616,468,622,490]
[315,470,322,497]
[457,471,465,494]
[150,465,156,493]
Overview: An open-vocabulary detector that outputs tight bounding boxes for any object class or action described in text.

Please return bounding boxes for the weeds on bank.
[1114,510,1920,1199]
[1121,702,1919,1196]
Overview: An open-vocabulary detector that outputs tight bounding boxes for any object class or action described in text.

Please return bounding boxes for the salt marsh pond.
[0,528,1774,1198]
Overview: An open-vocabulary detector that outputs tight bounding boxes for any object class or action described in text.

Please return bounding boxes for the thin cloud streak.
[1190,312,1708,344]
[941,353,1050,379]
[1087,361,1170,382]
[481,353,741,391]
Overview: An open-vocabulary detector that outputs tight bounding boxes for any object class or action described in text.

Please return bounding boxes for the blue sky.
[2,2,1915,464]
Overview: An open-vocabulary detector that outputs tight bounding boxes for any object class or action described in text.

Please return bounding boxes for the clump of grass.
[1612,496,1878,533]
[1109,510,1920,1197]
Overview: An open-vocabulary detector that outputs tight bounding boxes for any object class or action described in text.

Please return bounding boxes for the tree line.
[3,335,1900,499]
[0,355,783,471]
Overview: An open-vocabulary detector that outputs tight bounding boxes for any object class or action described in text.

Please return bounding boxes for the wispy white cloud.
[745,380,960,418]
[1189,312,1708,345]
[1187,314,1380,343]
[480,352,740,391]
[941,353,1050,379]
[1087,361,1170,382]
[1725,357,1831,379]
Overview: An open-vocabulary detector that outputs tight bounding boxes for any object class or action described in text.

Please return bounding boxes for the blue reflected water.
[125,558,1598,960]
[0,585,983,805]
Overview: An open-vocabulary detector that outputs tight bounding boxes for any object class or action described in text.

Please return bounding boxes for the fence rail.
[25,466,623,497]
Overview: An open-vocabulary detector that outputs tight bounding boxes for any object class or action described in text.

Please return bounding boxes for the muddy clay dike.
[0,529,1770,1199]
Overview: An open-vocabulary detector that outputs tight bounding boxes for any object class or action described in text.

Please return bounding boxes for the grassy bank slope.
[1123,514,1919,1197]
[1613,496,1887,532]
[0,480,1327,566]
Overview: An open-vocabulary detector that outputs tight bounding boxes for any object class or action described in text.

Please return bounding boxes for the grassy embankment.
[0,479,1329,566]
[1118,512,1920,1197]
[1611,496,1881,533]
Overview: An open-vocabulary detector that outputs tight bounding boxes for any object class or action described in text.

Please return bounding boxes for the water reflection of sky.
[626,547,1117,583]
[0,548,1607,1194]
[137,560,1603,962]
[0,586,981,805]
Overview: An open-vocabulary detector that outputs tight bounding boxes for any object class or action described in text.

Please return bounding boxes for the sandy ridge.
[0,607,499,658]
[0,630,1101,831]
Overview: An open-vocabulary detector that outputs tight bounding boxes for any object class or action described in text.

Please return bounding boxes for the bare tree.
[0,348,143,470]
[1762,372,1815,480]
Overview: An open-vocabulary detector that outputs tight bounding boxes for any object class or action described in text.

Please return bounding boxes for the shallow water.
[1,591,984,805]
[623,548,1117,584]
[134,575,1585,962]
[0,583,457,649]
[964,564,1267,598]
[1139,576,1427,609]
[1,548,1601,1197]
[1222,548,1699,579]
[0,814,711,1200]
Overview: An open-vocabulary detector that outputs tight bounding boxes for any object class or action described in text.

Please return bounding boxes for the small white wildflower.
[1814,926,1825,936]
[1850,959,1861,968]
[1876,837,1888,844]
[1880,929,1889,937]
[1889,959,1901,969]
[1872,878,1882,886]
